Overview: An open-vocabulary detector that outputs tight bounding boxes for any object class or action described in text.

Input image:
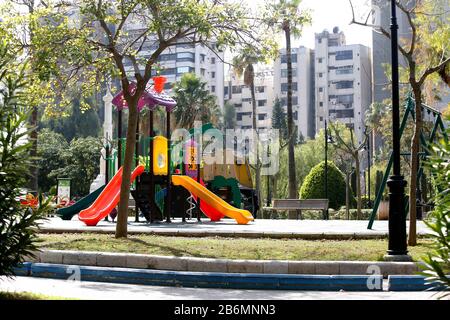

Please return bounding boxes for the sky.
[249,0,374,49]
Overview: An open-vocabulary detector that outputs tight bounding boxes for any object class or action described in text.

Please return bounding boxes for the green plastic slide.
[56,185,106,220]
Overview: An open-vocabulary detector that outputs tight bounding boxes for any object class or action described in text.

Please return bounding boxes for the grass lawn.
[0,291,72,300]
[38,233,433,262]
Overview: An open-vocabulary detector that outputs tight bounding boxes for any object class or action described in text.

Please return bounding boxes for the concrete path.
[0,276,441,300]
[38,217,430,239]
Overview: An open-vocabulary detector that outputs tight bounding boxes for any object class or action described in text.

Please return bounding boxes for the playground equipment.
[367,95,448,229]
[78,76,255,226]
[56,185,105,220]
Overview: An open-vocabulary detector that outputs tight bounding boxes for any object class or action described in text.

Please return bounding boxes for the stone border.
[25,250,422,277]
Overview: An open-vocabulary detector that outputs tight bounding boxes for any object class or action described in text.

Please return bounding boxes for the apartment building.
[314,28,372,145]
[224,68,275,130]
[273,46,315,140]
[121,25,225,110]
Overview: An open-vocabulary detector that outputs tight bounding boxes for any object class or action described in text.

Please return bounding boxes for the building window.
[319,116,323,121]
[211,72,215,78]
[160,68,176,75]
[335,65,353,75]
[237,113,243,121]
[280,96,298,106]
[318,58,323,63]
[211,57,216,64]
[200,54,206,63]
[281,54,298,64]
[319,102,323,107]
[200,68,206,76]
[281,69,297,77]
[329,109,354,118]
[176,66,194,74]
[232,85,242,94]
[319,87,324,93]
[224,86,229,96]
[234,103,242,108]
[158,53,177,61]
[258,100,267,107]
[211,85,215,92]
[293,111,298,120]
[281,82,298,92]
[335,50,353,61]
[255,86,265,93]
[318,39,322,44]
[176,52,195,62]
[319,73,323,78]
[335,80,354,89]
[258,113,266,120]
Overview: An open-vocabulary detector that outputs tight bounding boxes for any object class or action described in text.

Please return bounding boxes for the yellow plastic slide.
[172,175,254,225]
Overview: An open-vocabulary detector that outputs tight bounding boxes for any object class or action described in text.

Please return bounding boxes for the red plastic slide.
[79,165,145,226]
[191,177,225,221]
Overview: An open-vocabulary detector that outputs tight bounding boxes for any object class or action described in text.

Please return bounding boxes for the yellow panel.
[153,136,168,175]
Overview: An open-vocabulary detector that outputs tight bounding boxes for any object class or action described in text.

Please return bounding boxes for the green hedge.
[299,161,348,210]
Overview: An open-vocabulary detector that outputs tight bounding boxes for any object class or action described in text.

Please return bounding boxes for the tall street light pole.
[324,120,329,220]
[386,0,409,260]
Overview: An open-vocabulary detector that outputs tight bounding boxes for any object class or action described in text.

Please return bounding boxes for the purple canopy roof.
[112,81,177,112]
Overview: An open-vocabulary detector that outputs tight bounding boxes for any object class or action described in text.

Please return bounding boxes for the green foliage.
[37,129,69,193]
[223,101,236,129]
[40,97,101,142]
[420,131,450,296]
[48,136,102,197]
[271,97,287,140]
[173,73,221,129]
[299,161,348,210]
[0,37,42,277]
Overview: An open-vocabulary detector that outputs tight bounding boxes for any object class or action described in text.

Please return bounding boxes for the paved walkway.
[38,217,430,239]
[0,276,441,300]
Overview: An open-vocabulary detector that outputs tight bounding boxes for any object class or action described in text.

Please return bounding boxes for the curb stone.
[28,250,422,276]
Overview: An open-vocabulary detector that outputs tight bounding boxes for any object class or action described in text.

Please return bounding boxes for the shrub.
[420,131,450,296]
[0,39,43,276]
[299,161,348,210]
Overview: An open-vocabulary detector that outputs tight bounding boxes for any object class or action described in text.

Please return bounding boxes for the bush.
[421,131,450,296]
[0,39,42,276]
[299,161,348,210]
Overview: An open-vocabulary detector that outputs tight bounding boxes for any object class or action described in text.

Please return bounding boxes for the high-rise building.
[273,46,315,140]
[224,68,275,130]
[314,28,372,145]
[121,25,225,111]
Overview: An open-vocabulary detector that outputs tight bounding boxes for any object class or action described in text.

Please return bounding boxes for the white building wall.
[225,69,274,130]
[314,29,372,145]
[273,46,314,140]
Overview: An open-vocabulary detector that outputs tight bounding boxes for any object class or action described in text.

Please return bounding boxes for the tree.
[223,101,236,129]
[42,0,267,238]
[365,102,388,155]
[51,137,102,197]
[0,33,43,276]
[173,73,220,129]
[271,97,287,140]
[350,0,450,245]
[329,122,368,219]
[300,161,348,210]
[232,45,275,215]
[37,129,68,193]
[263,0,311,215]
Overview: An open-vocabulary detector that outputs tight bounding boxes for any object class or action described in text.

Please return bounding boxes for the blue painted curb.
[22,263,382,291]
[13,262,32,276]
[388,275,446,291]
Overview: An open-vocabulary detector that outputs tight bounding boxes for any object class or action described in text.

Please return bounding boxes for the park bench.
[264,199,329,220]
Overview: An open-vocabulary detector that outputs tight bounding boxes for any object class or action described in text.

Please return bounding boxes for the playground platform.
[37,217,430,239]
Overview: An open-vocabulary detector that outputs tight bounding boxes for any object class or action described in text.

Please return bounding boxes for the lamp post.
[324,120,333,220]
[385,0,409,260]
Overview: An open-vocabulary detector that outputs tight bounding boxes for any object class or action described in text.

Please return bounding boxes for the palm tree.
[365,102,388,156]
[173,73,221,129]
[232,49,263,212]
[264,0,311,214]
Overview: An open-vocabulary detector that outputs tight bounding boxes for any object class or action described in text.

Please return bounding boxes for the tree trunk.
[115,96,139,238]
[250,73,262,215]
[355,153,362,219]
[408,86,422,246]
[284,25,298,218]
[346,171,350,219]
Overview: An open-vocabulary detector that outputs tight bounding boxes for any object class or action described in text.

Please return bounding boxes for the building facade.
[224,68,275,130]
[314,28,372,145]
[273,46,315,140]
[122,25,225,110]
